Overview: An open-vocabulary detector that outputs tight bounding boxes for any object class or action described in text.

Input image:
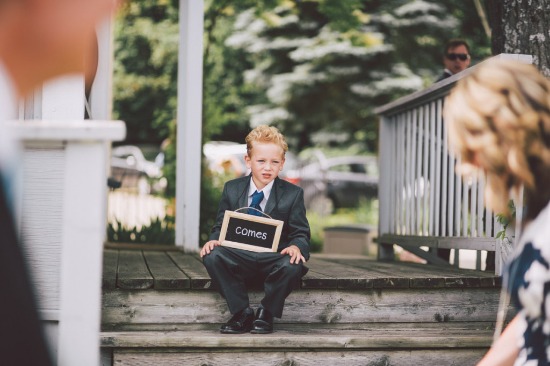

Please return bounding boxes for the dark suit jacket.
[209,175,311,260]
[0,178,53,365]
[436,69,453,82]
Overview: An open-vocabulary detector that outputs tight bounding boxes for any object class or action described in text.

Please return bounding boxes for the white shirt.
[247,178,274,212]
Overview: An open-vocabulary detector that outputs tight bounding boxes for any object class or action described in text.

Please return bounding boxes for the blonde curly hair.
[245,125,288,157]
[445,59,550,221]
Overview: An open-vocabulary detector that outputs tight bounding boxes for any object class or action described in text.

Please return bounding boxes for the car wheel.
[308,194,334,216]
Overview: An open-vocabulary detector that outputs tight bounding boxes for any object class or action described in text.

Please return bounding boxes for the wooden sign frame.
[219,210,284,252]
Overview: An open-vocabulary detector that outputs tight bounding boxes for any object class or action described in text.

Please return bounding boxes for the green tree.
[113,0,179,144]
[225,2,423,151]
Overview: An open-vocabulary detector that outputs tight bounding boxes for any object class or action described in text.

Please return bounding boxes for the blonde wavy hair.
[245,125,288,157]
[445,59,550,221]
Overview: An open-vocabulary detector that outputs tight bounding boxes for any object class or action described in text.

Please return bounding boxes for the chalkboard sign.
[219,210,284,252]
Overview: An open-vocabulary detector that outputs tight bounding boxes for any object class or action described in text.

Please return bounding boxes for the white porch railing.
[375,54,532,275]
[8,120,125,366]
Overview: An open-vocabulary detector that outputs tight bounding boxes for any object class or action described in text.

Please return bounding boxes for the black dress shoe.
[220,307,254,334]
[251,307,273,334]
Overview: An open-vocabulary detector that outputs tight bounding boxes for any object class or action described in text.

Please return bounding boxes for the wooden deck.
[100,248,505,365]
[102,249,501,292]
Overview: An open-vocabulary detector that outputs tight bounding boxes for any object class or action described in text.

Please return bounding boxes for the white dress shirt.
[247,178,274,212]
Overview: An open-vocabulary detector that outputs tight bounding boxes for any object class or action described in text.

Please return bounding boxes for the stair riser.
[109,349,487,366]
[103,288,502,328]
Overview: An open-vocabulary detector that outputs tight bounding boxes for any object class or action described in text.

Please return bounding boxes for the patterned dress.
[506,202,550,365]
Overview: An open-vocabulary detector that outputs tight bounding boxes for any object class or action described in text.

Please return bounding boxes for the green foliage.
[107,216,175,244]
[200,169,223,244]
[113,0,491,149]
[113,1,179,144]
[495,200,516,240]
[225,1,485,151]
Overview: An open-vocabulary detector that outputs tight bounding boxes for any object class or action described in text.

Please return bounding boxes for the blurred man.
[436,39,471,82]
[0,0,117,364]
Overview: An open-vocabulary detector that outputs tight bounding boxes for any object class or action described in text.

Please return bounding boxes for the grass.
[307,198,378,253]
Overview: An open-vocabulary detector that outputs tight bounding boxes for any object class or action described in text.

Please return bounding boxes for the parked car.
[110,145,165,194]
[203,141,299,180]
[285,152,379,214]
[203,141,249,178]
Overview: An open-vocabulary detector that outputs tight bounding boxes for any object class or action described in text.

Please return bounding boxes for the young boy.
[201,125,310,334]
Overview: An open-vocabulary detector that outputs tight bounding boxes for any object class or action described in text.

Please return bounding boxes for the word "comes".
[235,226,267,240]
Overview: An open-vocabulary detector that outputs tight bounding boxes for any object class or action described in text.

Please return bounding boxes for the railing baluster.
[441,98,448,237]
[429,102,436,236]
[405,111,413,235]
[455,156,462,236]
[397,119,405,234]
[391,117,398,234]
[412,108,419,235]
[462,170,468,237]
[448,128,455,237]
[422,105,430,236]
[434,99,442,237]
[471,172,478,237]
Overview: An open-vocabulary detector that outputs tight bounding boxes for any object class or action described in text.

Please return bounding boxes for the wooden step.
[102,250,506,329]
[101,322,492,365]
[103,287,503,330]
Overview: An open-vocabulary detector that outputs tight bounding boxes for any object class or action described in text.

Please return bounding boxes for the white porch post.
[175,0,204,252]
[90,19,115,120]
[41,76,85,119]
[15,17,116,364]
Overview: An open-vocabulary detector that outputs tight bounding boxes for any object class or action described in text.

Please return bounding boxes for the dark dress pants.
[203,246,307,318]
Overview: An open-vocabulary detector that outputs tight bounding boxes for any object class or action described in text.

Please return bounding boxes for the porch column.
[175,0,204,252]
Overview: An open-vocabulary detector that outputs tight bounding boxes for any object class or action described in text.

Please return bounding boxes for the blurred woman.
[445,58,550,366]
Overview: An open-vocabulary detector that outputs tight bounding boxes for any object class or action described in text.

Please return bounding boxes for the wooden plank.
[143,251,190,290]
[316,257,409,289]
[301,269,338,289]
[102,288,505,325]
[104,243,180,251]
[167,252,212,290]
[102,320,497,332]
[306,257,377,289]
[112,350,486,366]
[102,322,493,349]
[102,249,118,290]
[324,258,498,289]
[117,250,154,290]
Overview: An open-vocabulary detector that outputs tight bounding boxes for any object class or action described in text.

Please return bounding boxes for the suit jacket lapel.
[237,175,251,211]
[264,177,283,215]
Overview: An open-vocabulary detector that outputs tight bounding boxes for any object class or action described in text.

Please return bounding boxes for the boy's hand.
[281,245,306,264]
[200,240,221,257]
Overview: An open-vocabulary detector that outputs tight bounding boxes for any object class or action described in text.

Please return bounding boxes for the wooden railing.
[375,54,532,275]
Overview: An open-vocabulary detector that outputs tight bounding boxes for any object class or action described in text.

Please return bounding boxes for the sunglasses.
[446,53,470,61]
